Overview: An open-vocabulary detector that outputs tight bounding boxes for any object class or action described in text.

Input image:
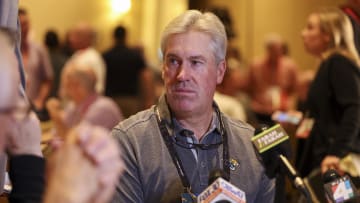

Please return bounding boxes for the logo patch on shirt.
[229,158,239,171]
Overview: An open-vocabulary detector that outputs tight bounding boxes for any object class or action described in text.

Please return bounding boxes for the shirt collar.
[156,94,222,139]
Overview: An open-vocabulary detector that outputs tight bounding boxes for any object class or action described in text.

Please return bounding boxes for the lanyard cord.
[154,106,230,193]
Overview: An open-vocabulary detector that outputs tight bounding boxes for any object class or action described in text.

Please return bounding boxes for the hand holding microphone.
[321,155,342,175]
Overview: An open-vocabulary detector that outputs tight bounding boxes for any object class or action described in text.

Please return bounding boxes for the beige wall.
[19,0,143,52]
[20,0,348,71]
[207,0,346,70]
[140,0,188,68]
[19,0,187,69]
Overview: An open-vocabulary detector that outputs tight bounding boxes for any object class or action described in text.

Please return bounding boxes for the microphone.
[323,169,359,203]
[252,124,312,202]
[197,169,246,203]
[208,169,229,185]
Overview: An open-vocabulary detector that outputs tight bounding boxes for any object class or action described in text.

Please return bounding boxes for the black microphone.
[208,169,229,185]
[323,169,359,203]
[252,124,312,202]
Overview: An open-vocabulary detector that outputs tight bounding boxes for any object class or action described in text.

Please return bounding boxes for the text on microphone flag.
[251,124,289,153]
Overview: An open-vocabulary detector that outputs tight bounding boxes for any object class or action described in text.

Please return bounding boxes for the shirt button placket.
[199,152,208,186]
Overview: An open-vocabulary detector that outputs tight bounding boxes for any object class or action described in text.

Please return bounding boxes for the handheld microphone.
[323,169,359,203]
[252,124,312,202]
[197,169,246,203]
[208,169,230,185]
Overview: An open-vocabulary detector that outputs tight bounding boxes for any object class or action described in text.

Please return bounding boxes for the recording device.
[197,169,246,203]
[252,124,312,201]
[271,110,303,125]
[323,169,359,203]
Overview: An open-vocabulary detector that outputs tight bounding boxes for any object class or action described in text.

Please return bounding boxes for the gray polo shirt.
[111,95,275,203]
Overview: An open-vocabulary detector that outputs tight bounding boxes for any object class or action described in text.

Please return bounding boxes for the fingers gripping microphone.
[197,169,246,203]
[323,169,359,203]
[252,124,312,202]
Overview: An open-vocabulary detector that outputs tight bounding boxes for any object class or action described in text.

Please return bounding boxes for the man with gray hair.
[68,22,106,95]
[111,10,275,203]
[47,59,123,137]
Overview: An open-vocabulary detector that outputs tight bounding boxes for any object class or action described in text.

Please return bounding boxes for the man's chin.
[169,100,195,113]
[169,95,193,104]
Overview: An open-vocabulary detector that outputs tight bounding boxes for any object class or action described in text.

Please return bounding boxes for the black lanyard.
[154,106,230,193]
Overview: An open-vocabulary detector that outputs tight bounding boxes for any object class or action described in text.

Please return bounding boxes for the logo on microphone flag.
[324,175,358,203]
[197,177,246,203]
[251,124,289,153]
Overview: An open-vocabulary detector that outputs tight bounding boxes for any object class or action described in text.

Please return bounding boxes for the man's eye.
[167,58,180,67]
[191,60,203,66]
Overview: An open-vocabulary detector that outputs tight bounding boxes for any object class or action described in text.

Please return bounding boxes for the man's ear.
[216,60,226,84]
[161,65,165,81]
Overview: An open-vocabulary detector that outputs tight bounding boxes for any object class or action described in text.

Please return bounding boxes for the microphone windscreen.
[253,124,292,178]
[322,169,341,184]
[209,169,229,185]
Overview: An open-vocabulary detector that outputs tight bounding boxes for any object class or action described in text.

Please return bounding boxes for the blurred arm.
[46,97,68,137]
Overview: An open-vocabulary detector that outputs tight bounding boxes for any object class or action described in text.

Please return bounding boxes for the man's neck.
[175,108,214,141]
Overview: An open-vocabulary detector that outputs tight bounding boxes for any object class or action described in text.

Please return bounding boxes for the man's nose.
[176,63,190,81]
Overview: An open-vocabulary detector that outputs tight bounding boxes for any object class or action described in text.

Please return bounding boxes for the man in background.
[103,25,155,118]
[47,59,123,137]
[244,34,299,127]
[44,30,69,98]
[68,22,106,95]
[19,8,53,121]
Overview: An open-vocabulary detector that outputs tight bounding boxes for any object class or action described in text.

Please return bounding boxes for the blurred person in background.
[103,25,155,118]
[299,7,360,180]
[244,34,299,127]
[213,90,247,121]
[44,29,69,98]
[19,8,54,122]
[215,47,249,122]
[46,58,123,137]
[210,7,249,122]
[0,27,44,201]
[218,47,247,97]
[215,51,247,121]
[61,29,76,58]
[0,0,26,88]
[68,22,106,95]
[0,27,124,203]
[244,34,299,203]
